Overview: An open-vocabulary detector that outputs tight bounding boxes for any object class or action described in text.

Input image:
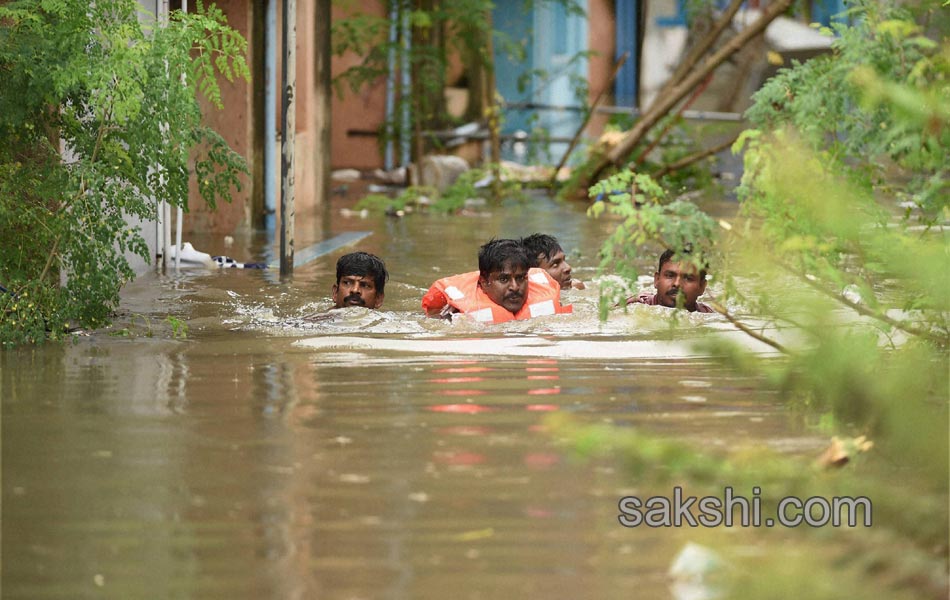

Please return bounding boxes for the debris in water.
[816,435,873,468]
[454,528,495,542]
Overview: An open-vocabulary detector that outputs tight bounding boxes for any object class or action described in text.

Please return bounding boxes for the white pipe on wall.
[175,207,182,271]
[163,201,172,271]
[156,198,164,270]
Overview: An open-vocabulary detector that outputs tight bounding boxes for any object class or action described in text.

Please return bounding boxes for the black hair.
[657,247,709,279]
[336,252,389,294]
[520,233,563,267]
[478,238,529,279]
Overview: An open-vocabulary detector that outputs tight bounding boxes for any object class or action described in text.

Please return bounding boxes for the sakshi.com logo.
[617,487,872,528]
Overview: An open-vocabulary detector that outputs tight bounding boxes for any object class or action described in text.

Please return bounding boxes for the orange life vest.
[422,268,572,323]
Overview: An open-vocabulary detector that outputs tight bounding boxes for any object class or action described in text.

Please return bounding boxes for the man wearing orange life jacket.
[422,238,572,323]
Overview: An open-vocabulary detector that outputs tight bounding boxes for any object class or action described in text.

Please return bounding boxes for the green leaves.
[579,5,948,596]
[181,3,249,109]
[746,2,948,221]
[0,0,249,345]
[587,0,948,352]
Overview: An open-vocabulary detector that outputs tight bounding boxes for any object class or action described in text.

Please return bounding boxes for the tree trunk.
[655,0,745,102]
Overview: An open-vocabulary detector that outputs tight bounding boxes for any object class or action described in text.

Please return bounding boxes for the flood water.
[2,191,821,599]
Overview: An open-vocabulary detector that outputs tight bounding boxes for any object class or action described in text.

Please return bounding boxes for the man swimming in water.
[520,233,585,290]
[627,248,714,313]
[332,251,388,309]
[422,238,571,322]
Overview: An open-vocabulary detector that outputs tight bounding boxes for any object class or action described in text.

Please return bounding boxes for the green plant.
[165,315,188,339]
[589,0,949,349]
[332,1,488,159]
[355,192,407,213]
[0,0,249,345]
[583,2,948,595]
[433,167,485,213]
[744,3,948,219]
[353,163,528,217]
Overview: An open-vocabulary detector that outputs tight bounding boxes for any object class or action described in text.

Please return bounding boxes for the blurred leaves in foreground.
[582,1,948,597]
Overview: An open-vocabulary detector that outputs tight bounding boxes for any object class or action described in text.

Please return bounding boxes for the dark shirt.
[626,291,715,313]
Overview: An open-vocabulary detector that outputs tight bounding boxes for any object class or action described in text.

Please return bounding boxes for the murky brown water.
[2,192,819,599]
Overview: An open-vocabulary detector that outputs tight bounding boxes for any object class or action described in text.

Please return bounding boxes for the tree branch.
[654,135,739,179]
[632,73,715,168]
[783,262,949,347]
[656,0,747,101]
[550,52,629,185]
[38,235,61,285]
[705,298,790,354]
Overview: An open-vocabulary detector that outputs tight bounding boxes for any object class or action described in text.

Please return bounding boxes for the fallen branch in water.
[654,135,739,179]
[705,298,790,354]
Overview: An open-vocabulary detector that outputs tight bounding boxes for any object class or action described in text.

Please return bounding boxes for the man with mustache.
[520,233,586,291]
[422,239,571,322]
[331,252,388,309]
[627,248,714,313]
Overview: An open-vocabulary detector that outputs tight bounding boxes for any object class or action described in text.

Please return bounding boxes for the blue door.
[615,0,639,107]
[493,1,589,163]
[811,0,847,26]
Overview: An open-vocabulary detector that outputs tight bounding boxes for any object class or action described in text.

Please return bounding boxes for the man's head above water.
[520,233,573,290]
[653,248,708,312]
[332,251,388,309]
[478,238,530,314]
